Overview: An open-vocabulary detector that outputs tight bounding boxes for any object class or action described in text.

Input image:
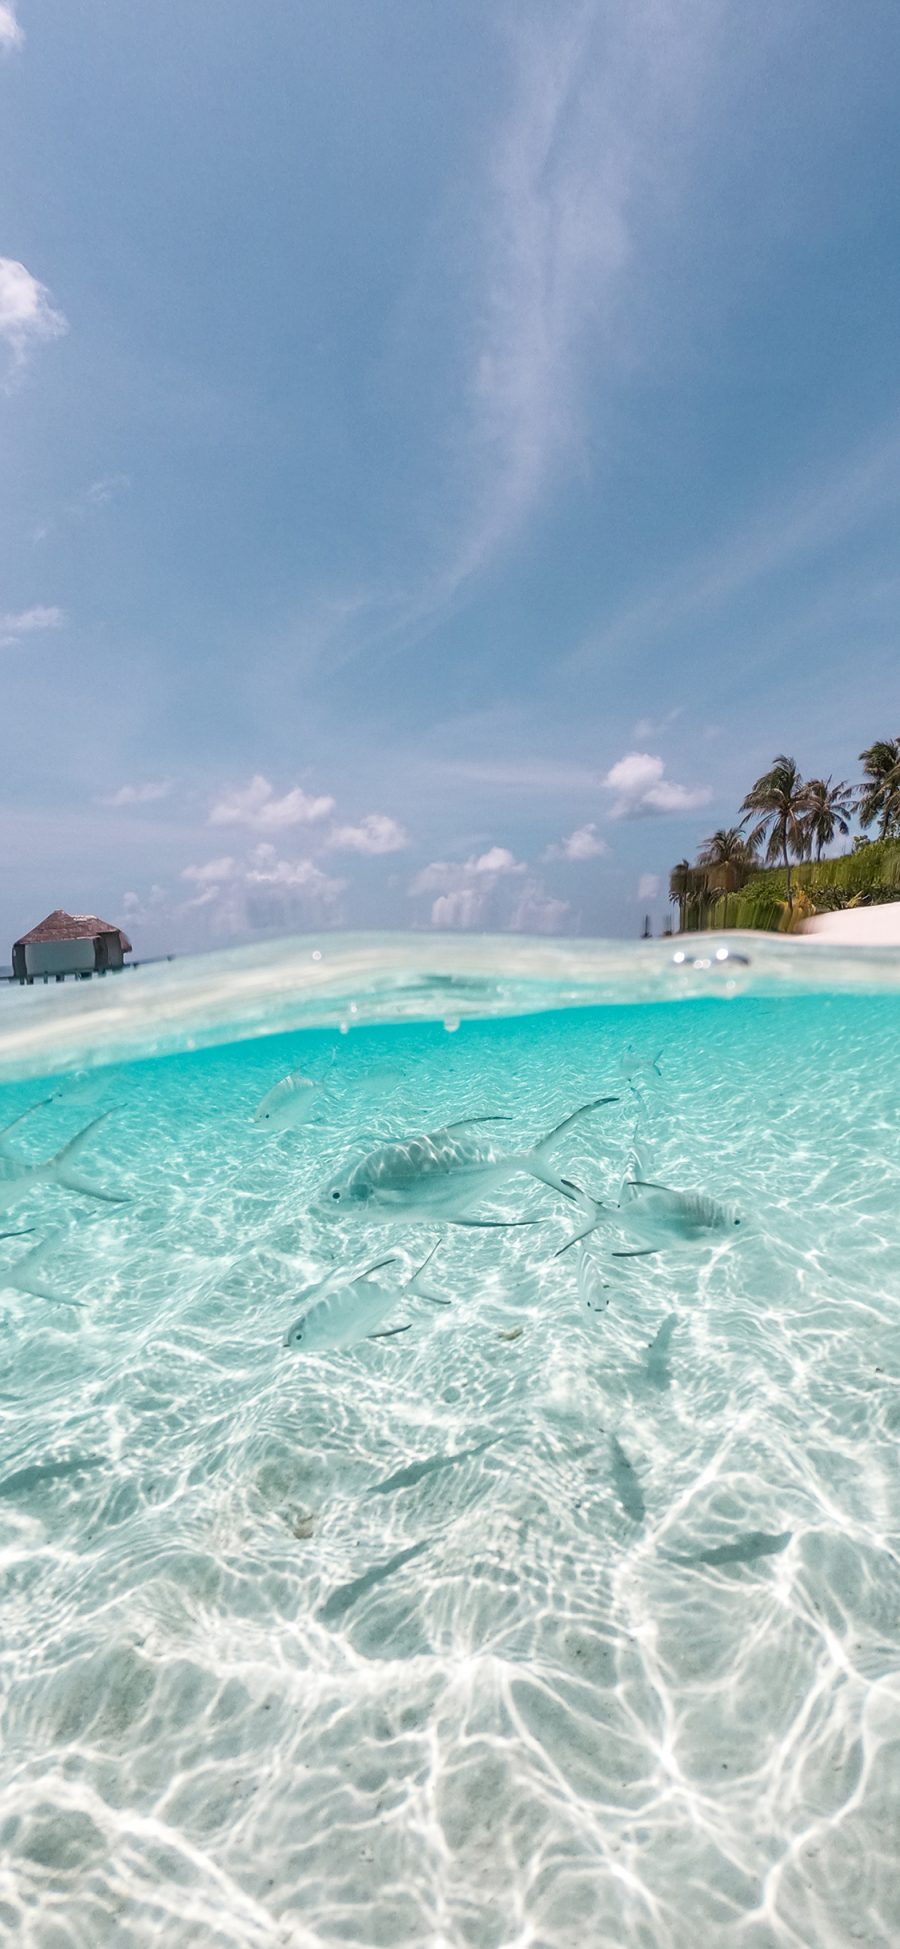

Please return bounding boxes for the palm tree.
[668,860,693,932]
[858,738,900,839]
[741,756,810,908]
[696,826,758,926]
[802,777,854,861]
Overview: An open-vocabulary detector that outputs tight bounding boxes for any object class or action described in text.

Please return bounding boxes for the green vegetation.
[669,738,900,933]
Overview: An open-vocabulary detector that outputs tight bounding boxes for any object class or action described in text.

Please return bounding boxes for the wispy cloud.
[0,5,23,54]
[0,604,65,648]
[543,821,609,861]
[508,880,571,934]
[326,813,409,856]
[637,873,661,901]
[0,258,68,381]
[603,751,711,819]
[100,780,172,808]
[209,774,335,831]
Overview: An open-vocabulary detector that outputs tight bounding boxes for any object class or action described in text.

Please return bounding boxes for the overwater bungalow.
[12,910,133,984]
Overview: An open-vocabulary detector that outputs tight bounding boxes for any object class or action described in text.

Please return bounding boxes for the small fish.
[560,1178,741,1257]
[1,1233,84,1307]
[497,1326,524,1342]
[283,1243,447,1353]
[0,1454,106,1499]
[619,1045,664,1094]
[253,1070,320,1132]
[671,1530,792,1568]
[0,1099,54,1159]
[367,1437,496,1497]
[645,1313,678,1388]
[319,1537,430,1623]
[318,1099,619,1224]
[50,1071,112,1110]
[610,1435,645,1523]
[0,1113,124,1216]
[575,1241,611,1314]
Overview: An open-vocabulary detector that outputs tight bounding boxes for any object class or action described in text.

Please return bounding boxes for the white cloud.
[411,845,528,929]
[602,752,711,819]
[244,843,345,898]
[326,812,409,856]
[544,822,609,862]
[0,258,68,377]
[182,857,237,886]
[101,781,172,808]
[638,873,661,901]
[0,5,23,53]
[633,707,683,740]
[508,881,571,935]
[0,604,64,647]
[209,773,335,831]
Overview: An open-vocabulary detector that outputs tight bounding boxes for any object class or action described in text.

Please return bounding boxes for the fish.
[283,1243,448,1353]
[0,1454,106,1498]
[253,1069,320,1132]
[610,1435,645,1523]
[559,1178,741,1258]
[0,1113,125,1216]
[317,1099,619,1224]
[319,1537,430,1623]
[618,1045,664,1094]
[1,1233,85,1307]
[0,1099,54,1159]
[645,1313,678,1388]
[50,1071,112,1110]
[670,1530,792,1568]
[367,1437,496,1497]
[575,1241,611,1314]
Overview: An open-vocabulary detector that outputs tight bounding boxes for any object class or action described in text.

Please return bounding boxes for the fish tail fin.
[554,1195,612,1257]
[526,1097,619,1197]
[48,1113,128,1204]
[0,1097,54,1158]
[406,1241,450,1303]
[4,1233,86,1306]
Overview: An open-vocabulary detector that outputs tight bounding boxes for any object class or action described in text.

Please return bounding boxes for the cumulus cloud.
[543,822,609,862]
[182,857,237,886]
[0,604,65,647]
[101,781,172,808]
[638,873,661,901]
[411,845,527,929]
[508,881,571,935]
[0,258,68,377]
[602,752,711,819]
[0,5,22,53]
[326,813,409,856]
[209,773,335,831]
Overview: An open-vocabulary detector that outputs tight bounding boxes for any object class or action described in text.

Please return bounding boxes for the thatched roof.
[15,909,132,952]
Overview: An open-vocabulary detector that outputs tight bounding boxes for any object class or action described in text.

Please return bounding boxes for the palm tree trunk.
[783,837,792,906]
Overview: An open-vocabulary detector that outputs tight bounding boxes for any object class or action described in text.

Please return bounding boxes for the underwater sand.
[0,935,898,1948]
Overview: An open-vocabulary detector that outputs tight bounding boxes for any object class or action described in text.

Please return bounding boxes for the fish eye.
[331,1189,341,1202]
[734,1218,741,1226]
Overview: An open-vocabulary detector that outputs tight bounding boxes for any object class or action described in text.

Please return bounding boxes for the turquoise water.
[1,937,898,1949]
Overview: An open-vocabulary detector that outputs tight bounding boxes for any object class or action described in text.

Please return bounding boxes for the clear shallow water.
[0,936,898,1949]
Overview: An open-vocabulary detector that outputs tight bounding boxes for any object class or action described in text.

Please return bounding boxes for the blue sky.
[2,0,899,955]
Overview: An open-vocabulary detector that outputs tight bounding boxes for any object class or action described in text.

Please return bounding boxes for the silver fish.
[253,1069,319,1132]
[318,1099,619,1224]
[671,1530,792,1568]
[645,1313,678,1388]
[0,1454,106,1499]
[367,1437,496,1497]
[283,1244,447,1353]
[0,1099,54,1159]
[560,1178,741,1257]
[610,1435,645,1523]
[0,1112,125,1216]
[319,1538,429,1624]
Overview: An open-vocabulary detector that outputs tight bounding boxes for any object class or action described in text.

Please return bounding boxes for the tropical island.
[668,738,900,933]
